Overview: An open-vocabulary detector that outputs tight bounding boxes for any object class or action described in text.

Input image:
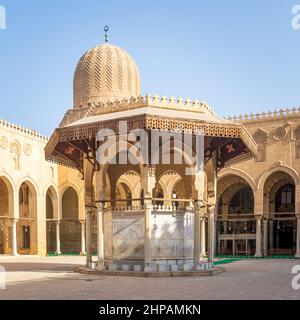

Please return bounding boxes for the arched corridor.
[154,170,186,208]
[153,182,164,206]
[116,183,132,207]
[263,171,296,255]
[18,181,38,254]
[216,169,299,257]
[46,187,58,254]
[171,179,185,209]
[217,174,256,256]
[0,177,14,254]
[60,187,81,253]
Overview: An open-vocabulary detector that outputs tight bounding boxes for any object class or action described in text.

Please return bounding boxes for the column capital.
[145,202,153,209]
[208,205,216,212]
[194,200,206,210]
[141,164,156,176]
[97,201,104,210]
[141,165,156,196]
[85,203,96,209]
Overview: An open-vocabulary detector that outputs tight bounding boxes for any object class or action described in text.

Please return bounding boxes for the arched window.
[275,184,295,212]
[19,187,23,205]
[24,186,29,205]
[229,186,254,214]
[280,185,292,205]
[19,184,29,205]
[62,187,79,219]
[46,193,54,219]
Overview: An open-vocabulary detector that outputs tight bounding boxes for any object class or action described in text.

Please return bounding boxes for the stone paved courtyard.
[0,256,299,300]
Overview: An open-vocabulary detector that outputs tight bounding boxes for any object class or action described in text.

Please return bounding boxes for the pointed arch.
[218,168,257,193]
[257,164,300,190]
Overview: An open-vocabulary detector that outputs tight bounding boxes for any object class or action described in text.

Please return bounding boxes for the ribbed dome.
[73,44,141,108]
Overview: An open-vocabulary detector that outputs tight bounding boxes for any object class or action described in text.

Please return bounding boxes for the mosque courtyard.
[0,256,299,300]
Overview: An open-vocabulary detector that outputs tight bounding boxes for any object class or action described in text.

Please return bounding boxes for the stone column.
[275,221,280,249]
[83,158,95,268]
[144,198,152,272]
[214,219,218,255]
[55,221,61,255]
[85,206,92,268]
[93,166,107,264]
[207,206,215,264]
[12,219,18,256]
[295,215,300,258]
[263,219,268,256]
[269,220,274,254]
[80,220,86,256]
[2,223,8,254]
[193,203,201,269]
[141,165,156,272]
[193,165,206,260]
[255,216,262,257]
[97,203,105,270]
[232,235,236,255]
[200,216,206,258]
[223,221,228,253]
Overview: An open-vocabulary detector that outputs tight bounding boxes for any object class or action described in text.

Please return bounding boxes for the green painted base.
[213,258,242,265]
[47,252,92,256]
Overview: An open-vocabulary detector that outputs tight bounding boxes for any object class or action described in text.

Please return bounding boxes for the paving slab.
[0,256,299,300]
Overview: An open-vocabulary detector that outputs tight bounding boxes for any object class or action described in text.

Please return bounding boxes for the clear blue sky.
[0,0,300,135]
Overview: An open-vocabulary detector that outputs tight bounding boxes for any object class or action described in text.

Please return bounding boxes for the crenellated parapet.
[59,94,215,127]
[0,118,49,142]
[226,107,300,123]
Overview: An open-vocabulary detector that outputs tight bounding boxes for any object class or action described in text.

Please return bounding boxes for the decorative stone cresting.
[0,119,48,142]
[226,107,300,123]
[60,94,216,127]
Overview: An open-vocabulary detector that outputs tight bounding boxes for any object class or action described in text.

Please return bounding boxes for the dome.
[73,44,141,108]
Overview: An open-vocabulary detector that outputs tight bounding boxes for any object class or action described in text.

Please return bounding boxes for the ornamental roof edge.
[226,106,300,123]
[59,94,221,128]
[0,118,49,142]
